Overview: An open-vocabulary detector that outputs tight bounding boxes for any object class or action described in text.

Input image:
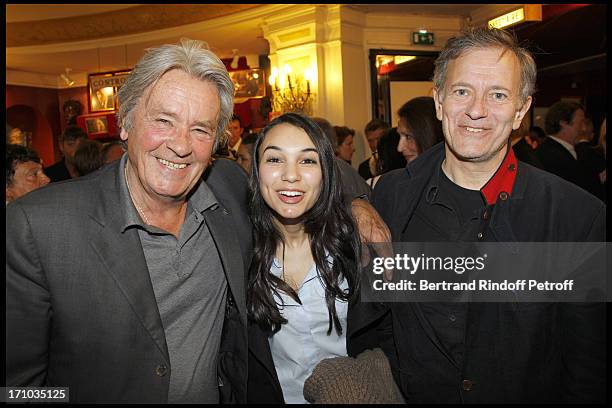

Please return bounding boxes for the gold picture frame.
[229,68,266,99]
[88,71,131,112]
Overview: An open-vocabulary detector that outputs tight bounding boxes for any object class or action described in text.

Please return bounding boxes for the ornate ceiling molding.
[7,4,264,47]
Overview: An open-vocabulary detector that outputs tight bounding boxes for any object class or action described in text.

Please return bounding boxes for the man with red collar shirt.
[349,28,605,403]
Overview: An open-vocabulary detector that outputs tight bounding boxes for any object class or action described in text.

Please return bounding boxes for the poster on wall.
[88,71,131,113]
[229,69,265,101]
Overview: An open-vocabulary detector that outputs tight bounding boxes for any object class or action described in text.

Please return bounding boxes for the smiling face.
[258,123,323,223]
[120,69,220,204]
[397,118,420,164]
[433,47,531,165]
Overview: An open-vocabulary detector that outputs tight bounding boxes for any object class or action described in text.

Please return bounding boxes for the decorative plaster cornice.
[6,69,89,89]
[7,4,264,47]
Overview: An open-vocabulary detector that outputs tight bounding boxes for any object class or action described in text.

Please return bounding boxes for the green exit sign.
[412,32,434,45]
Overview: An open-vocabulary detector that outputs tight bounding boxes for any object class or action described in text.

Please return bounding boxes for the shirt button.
[482,211,488,220]
[155,364,168,377]
[462,379,474,391]
[499,191,509,201]
[477,232,484,240]
[449,314,457,322]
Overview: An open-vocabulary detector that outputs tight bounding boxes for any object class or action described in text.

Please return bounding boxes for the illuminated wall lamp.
[488,5,542,29]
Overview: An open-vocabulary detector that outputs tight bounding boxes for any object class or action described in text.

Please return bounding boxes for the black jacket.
[44,159,72,182]
[536,137,601,198]
[512,138,543,169]
[575,141,606,202]
[6,158,251,403]
[353,142,606,403]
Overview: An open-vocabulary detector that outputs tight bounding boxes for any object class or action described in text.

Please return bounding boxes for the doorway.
[369,49,439,127]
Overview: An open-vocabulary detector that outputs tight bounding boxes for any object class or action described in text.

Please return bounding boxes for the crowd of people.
[5,26,606,404]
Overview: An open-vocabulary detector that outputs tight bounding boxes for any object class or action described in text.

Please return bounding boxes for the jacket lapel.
[87,161,169,362]
[203,206,247,326]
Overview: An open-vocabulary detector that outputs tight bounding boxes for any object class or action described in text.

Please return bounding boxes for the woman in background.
[247,112,361,403]
[396,96,443,165]
[333,125,356,164]
[366,127,406,188]
[368,96,443,188]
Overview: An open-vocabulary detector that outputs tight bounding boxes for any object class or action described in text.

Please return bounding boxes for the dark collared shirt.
[118,155,227,403]
[401,146,519,368]
[404,163,487,366]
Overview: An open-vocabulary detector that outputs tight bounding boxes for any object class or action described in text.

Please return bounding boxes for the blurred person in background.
[526,125,546,149]
[6,143,50,204]
[358,119,389,180]
[537,101,587,186]
[597,119,606,198]
[227,113,246,157]
[73,139,104,177]
[366,128,406,188]
[236,132,257,175]
[44,125,87,182]
[333,125,356,165]
[101,140,126,164]
[538,101,604,199]
[395,96,444,165]
[312,117,370,200]
[368,97,442,188]
[511,115,543,168]
[574,117,606,201]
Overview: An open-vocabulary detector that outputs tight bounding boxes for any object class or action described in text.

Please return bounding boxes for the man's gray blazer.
[6,157,252,403]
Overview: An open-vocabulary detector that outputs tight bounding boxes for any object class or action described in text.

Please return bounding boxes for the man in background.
[536,101,601,197]
[6,143,50,204]
[228,114,246,157]
[358,119,389,180]
[312,117,371,199]
[44,125,87,182]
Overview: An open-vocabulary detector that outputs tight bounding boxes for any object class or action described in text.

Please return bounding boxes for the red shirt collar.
[481,146,518,205]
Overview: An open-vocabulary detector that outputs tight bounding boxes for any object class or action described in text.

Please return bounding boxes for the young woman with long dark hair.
[246,112,361,403]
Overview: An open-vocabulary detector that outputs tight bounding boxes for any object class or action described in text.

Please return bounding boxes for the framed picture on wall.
[88,71,131,113]
[229,69,266,99]
[85,116,109,135]
[77,112,118,140]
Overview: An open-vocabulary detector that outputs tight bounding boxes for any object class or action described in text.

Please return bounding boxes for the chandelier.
[268,64,315,116]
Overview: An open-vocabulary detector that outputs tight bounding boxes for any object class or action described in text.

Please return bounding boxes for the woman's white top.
[268,257,349,404]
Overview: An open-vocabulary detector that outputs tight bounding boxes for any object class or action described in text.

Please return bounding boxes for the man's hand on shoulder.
[351,199,394,281]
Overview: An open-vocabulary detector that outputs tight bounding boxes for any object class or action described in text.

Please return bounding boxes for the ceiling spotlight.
[60,68,74,87]
[230,49,239,69]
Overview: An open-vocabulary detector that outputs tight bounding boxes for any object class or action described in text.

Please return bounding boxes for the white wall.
[390,81,434,127]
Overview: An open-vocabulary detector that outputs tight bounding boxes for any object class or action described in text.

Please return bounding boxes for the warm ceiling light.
[230,49,239,69]
[60,68,74,87]
[394,56,416,65]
